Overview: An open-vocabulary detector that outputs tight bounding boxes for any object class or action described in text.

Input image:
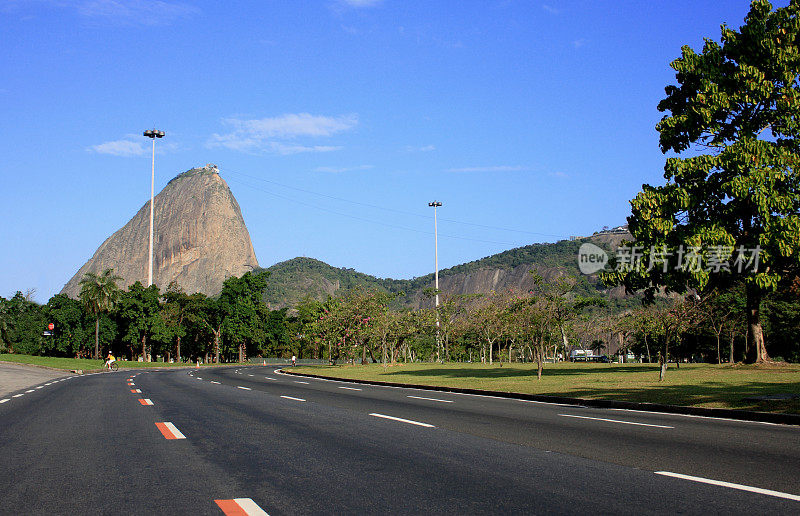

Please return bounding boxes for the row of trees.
[0,270,295,364]
[290,274,798,380]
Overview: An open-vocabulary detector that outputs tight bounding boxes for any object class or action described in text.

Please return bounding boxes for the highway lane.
[200,365,800,495]
[0,366,797,514]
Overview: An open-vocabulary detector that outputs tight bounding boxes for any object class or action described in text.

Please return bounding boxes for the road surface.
[1,365,798,514]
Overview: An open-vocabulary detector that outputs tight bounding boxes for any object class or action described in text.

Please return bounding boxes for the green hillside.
[259,233,627,309]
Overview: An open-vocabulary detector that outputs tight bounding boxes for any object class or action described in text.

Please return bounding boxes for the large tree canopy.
[603,0,800,362]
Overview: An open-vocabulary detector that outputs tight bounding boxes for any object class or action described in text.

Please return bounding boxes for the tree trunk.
[729,330,735,364]
[176,335,181,363]
[716,333,721,365]
[746,284,770,363]
[94,316,100,360]
[559,325,568,364]
[238,342,244,363]
[141,334,147,362]
[361,342,367,365]
[644,334,651,364]
[489,339,493,365]
[213,329,220,364]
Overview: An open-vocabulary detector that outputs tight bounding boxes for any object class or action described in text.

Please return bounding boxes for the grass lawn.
[0,354,221,371]
[292,361,800,414]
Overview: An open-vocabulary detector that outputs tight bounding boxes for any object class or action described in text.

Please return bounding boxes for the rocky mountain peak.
[61,165,259,298]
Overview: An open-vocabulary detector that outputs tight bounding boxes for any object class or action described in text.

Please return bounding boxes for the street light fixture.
[428,201,442,362]
[143,129,164,287]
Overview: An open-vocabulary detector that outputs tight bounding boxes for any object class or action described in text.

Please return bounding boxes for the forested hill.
[259,231,630,310]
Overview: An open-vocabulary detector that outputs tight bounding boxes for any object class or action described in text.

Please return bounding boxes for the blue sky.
[1,0,768,302]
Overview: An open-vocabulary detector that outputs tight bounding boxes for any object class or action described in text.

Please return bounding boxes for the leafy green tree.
[45,294,90,357]
[79,268,122,359]
[219,271,269,362]
[117,281,161,361]
[604,0,800,362]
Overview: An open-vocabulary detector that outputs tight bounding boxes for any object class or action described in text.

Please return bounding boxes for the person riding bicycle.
[105,352,116,370]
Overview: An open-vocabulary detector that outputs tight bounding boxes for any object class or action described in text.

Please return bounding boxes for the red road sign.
[48,323,54,330]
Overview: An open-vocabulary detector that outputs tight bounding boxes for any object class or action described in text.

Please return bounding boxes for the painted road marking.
[655,471,800,501]
[44,383,52,386]
[128,383,134,386]
[131,389,142,393]
[138,399,154,406]
[407,395,453,403]
[215,498,269,515]
[35,386,43,389]
[248,374,254,377]
[280,396,306,402]
[370,413,435,428]
[25,389,34,393]
[211,381,221,384]
[12,394,24,398]
[155,422,186,440]
[264,377,277,381]
[559,414,674,429]
[609,408,779,426]
[196,377,203,380]
[339,386,362,391]
[0,399,9,403]
[237,386,252,390]
[294,381,309,385]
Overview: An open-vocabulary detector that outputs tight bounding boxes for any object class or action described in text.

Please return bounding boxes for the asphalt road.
[1,365,798,515]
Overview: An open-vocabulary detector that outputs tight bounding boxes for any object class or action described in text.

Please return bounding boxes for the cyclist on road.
[105,352,116,370]
[291,355,297,367]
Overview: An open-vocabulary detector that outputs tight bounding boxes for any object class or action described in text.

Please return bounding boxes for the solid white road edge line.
[559,414,674,429]
[407,395,453,403]
[609,408,779,426]
[237,386,252,390]
[339,386,362,391]
[655,471,800,501]
[370,413,435,428]
[280,395,306,402]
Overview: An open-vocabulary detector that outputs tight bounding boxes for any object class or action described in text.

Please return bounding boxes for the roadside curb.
[279,369,800,426]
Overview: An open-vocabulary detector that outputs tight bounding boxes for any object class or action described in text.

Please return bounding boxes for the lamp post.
[428,201,442,362]
[143,129,164,287]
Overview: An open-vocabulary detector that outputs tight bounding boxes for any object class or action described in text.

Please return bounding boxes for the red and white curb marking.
[215,498,269,515]
[155,422,186,440]
[131,389,142,393]
[138,399,154,406]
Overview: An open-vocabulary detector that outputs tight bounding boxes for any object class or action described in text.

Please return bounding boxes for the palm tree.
[79,268,122,359]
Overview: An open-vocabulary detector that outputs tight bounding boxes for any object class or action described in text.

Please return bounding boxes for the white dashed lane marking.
[12,394,24,398]
[0,399,9,404]
[339,386,362,391]
[370,413,435,428]
[280,396,306,402]
[558,414,674,429]
[407,395,453,403]
[294,381,309,385]
[211,381,221,384]
[655,471,800,501]
[237,386,252,391]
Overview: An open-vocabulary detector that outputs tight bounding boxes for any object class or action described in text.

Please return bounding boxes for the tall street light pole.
[143,129,164,287]
[428,201,442,362]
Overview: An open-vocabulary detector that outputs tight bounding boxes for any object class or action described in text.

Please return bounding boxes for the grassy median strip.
[291,362,800,414]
